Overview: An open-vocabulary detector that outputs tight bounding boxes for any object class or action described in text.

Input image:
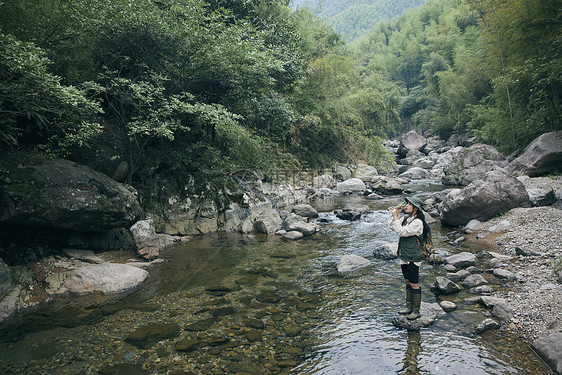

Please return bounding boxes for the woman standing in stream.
[388,196,430,320]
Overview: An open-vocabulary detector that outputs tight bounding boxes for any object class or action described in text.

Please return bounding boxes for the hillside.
[291,0,427,41]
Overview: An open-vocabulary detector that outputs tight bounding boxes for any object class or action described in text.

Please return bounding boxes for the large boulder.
[45,263,149,296]
[439,169,531,226]
[253,209,283,235]
[399,167,431,180]
[370,176,405,195]
[398,130,427,157]
[507,131,562,177]
[0,154,142,231]
[291,204,318,219]
[442,144,507,186]
[532,331,562,374]
[353,164,378,182]
[130,220,180,259]
[336,178,366,193]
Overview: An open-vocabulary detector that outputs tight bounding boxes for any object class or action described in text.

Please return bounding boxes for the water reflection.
[399,331,422,375]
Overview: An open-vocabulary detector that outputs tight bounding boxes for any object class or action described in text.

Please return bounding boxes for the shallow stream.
[0,193,553,374]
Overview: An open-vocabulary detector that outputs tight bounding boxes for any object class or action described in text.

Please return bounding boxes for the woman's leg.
[399,264,413,314]
[405,263,421,320]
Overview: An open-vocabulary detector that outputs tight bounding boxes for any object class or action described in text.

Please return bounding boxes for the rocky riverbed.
[474,205,562,342]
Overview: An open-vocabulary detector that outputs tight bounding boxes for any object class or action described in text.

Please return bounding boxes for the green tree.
[0,33,101,153]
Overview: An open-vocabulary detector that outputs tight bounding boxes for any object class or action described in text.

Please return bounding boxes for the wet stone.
[246,330,262,342]
[205,285,237,296]
[256,291,281,303]
[283,324,303,337]
[470,285,495,295]
[245,318,265,329]
[235,275,260,285]
[271,313,285,322]
[212,306,236,317]
[185,318,216,331]
[207,337,230,346]
[296,302,316,311]
[175,338,201,353]
[99,363,146,375]
[475,318,500,334]
[124,323,181,349]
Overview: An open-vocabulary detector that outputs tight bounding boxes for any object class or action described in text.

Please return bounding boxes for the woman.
[388,196,430,320]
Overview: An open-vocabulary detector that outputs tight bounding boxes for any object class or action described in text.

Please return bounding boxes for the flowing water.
[0,193,553,374]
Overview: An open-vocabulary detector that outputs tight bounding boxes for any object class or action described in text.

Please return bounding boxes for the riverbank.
[474,205,562,342]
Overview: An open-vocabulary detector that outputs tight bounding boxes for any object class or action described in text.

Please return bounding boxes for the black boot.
[407,288,421,320]
[399,285,413,315]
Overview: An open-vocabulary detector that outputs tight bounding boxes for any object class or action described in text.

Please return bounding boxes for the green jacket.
[398,235,422,262]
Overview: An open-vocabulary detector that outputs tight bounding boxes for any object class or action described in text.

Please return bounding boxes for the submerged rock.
[337,254,370,273]
[474,318,500,334]
[125,323,180,349]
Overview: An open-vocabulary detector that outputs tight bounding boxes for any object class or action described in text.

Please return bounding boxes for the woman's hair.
[401,206,431,240]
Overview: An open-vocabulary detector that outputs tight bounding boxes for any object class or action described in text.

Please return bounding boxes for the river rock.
[125,323,181,349]
[488,220,511,232]
[0,153,142,231]
[372,243,398,260]
[176,338,201,352]
[493,269,514,280]
[336,178,366,193]
[440,301,457,312]
[392,302,444,331]
[474,318,500,334]
[399,167,431,180]
[413,156,436,169]
[337,254,370,273]
[45,263,149,296]
[313,174,336,189]
[430,276,461,295]
[462,274,488,289]
[291,204,318,219]
[446,270,470,282]
[463,219,483,233]
[286,221,319,236]
[369,176,405,195]
[63,249,104,264]
[399,130,427,155]
[130,219,179,259]
[492,301,514,322]
[282,231,303,241]
[445,252,477,268]
[353,164,378,182]
[253,210,283,234]
[532,331,562,374]
[470,285,495,295]
[506,131,562,177]
[439,169,531,226]
[442,144,507,186]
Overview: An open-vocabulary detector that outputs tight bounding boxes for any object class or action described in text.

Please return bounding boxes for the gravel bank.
[478,206,562,342]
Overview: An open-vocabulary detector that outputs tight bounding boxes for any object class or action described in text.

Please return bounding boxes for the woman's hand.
[388,205,403,220]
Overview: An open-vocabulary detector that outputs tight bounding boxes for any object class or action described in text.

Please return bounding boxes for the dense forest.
[291,0,427,42]
[1,0,561,191]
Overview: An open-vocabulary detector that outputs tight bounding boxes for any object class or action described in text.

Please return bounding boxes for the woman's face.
[404,202,415,214]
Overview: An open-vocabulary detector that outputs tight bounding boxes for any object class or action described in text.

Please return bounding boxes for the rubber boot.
[407,288,421,320]
[399,286,413,315]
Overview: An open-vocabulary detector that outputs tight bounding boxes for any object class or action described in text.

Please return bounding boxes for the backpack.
[416,233,435,260]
